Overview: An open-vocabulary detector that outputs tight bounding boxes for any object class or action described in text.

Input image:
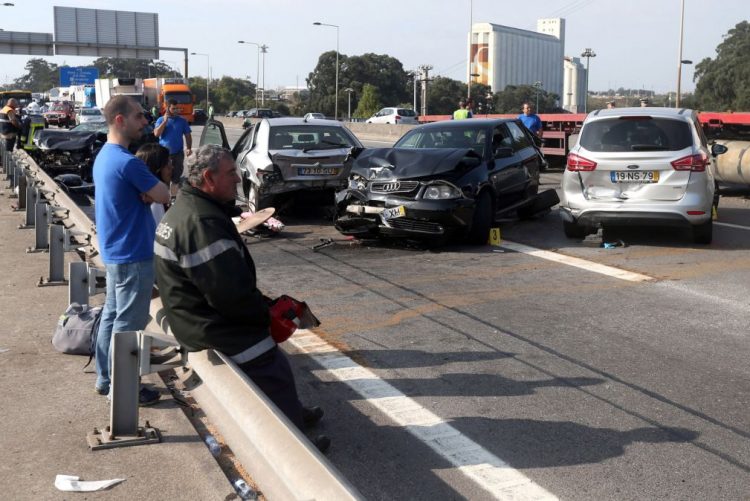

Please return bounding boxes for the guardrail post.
[19,181,38,229]
[42,224,67,285]
[27,201,49,253]
[87,330,186,450]
[13,172,27,211]
[68,262,89,305]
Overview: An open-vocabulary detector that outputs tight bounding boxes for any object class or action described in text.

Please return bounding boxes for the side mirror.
[711,143,728,156]
[493,146,514,159]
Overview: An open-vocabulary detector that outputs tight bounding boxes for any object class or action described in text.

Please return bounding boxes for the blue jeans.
[95,260,154,391]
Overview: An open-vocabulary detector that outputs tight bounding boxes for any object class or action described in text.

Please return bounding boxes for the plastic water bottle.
[233,479,257,500]
[204,434,221,457]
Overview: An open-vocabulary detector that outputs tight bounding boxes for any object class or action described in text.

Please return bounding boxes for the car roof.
[266,117,344,126]
[586,107,695,122]
[412,118,518,130]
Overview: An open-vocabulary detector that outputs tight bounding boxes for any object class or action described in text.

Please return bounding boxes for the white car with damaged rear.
[559,107,727,244]
[199,117,364,211]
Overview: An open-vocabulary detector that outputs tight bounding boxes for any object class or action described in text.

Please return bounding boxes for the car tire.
[466,191,493,245]
[563,220,588,239]
[692,219,712,244]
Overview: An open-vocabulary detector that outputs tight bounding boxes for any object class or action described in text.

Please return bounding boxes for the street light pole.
[190,52,210,107]
[238,41,261,104]
[533,81,542,111]
[313,22,340,120]
[581,48,596,113]
[344,87,353,120]
[676,0,686,107]
[260,44,268,106]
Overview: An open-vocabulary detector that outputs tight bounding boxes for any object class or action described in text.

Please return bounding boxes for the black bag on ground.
[52,302,102,356]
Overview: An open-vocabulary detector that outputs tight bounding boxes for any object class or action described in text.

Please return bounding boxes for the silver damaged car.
[560,107,727,244]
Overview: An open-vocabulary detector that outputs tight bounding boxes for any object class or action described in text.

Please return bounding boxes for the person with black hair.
[136,143,173,224]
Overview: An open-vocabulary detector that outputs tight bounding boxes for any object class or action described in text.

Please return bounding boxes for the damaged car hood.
[352,148,482,180]
[34,130,97,151]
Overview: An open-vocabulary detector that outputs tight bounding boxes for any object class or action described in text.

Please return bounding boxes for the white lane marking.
[715,221,750,231]
[289,331,558,501]
[500,241,653,282]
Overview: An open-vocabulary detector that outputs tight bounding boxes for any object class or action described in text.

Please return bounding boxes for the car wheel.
[692,219,712,244]
[466,191,493,245]
[563,220,588,239]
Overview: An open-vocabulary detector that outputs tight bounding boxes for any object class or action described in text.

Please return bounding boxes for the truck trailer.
[94,78,144,111]
[143,78,194,123]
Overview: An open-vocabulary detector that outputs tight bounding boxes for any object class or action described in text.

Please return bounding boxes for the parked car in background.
[304,112,326,120]
[75,107,105,126]
[200,117,364,211]
[335,118,558,244]
[193,108,208,125]
[247,108,274,118]
[559,107,728,244]
[44,101,76,128]
[366,107,419,125]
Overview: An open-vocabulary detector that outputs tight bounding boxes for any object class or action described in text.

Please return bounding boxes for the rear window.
[268,125,357,150]
[397,109,416,117]
[81,109,101,116]
[580,117,693,152]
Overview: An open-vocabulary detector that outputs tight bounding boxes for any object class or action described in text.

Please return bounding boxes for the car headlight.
[348,174,368,191]
[422,182,461,200]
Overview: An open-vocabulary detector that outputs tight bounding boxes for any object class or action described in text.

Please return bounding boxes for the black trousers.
[3,137,15,152]
[237,346,304,429]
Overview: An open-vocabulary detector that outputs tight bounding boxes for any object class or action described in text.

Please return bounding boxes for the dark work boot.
[311,434,331,453]
[302,406,324,428]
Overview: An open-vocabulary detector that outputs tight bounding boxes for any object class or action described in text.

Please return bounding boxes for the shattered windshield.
[395,126,487,157]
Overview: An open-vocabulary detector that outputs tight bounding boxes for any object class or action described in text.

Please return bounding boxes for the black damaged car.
[334,118,559,244]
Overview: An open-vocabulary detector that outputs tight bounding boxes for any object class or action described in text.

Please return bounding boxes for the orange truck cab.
[143,78,195,123]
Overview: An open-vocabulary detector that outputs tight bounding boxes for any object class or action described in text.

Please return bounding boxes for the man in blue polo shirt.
[154,98,192,194]
[93,95,170,403]
[518,102,543,138]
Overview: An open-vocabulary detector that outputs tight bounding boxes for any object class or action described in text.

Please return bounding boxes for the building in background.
[563,56,586,113]
[468,19,565,105]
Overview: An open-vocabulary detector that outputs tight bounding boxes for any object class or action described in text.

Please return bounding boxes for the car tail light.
[567,153,597,171]
[395,115,402,121]
[687,210,706,215]
[671,153,707,172]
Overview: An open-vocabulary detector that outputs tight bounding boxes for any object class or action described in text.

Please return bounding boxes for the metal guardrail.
[6,147,362,501]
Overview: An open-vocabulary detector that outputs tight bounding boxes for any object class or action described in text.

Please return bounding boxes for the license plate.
[610,171,659,183]
[381,206,406,220]
[297,167,339,176]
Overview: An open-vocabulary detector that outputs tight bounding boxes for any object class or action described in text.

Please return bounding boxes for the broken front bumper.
[334,189,475,239]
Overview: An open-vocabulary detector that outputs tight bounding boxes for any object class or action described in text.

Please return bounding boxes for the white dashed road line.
[715,221,750,231]
[289,331,558,501]
[500,240,653,282]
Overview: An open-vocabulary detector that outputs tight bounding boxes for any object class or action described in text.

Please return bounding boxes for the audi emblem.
[382,182,401,191]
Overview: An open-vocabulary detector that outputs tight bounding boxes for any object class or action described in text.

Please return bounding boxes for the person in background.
[154,145,329,452]
[518,102,543,138]
[208,102,215,121]
[606,101,616,109]
[136,143,173,224]
[453,100,472,120]
[93,95,170,403]
[154,98,192,195]
[640,98,650,107]
[0,98,22,151]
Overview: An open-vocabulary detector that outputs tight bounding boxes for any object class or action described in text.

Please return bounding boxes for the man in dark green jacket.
[154,145,327,449]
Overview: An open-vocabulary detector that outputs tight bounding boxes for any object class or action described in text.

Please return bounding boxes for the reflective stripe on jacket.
[0,106,19,135]
[154,185,273,359]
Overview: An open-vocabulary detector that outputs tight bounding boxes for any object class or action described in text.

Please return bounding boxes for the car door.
[506,121,540,196]
[487,124,522,205]
[199,119,230,151]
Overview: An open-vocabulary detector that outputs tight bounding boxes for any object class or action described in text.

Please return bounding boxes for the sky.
[2,0,747,94]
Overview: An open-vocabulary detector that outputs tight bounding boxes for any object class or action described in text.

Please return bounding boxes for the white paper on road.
[54,474,125,492]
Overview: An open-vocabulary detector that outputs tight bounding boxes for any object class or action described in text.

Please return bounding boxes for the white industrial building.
[468,18,585,111]
[563,56,586,113]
